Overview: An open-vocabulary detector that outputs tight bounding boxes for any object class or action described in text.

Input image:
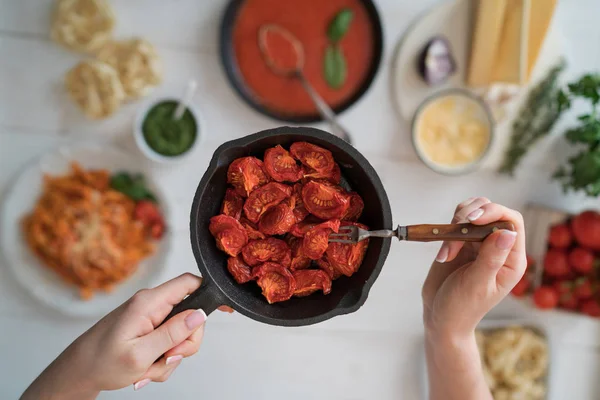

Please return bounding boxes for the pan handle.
[159,279,224,326]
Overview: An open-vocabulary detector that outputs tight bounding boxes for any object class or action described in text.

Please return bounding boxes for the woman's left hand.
[22,273,231,399]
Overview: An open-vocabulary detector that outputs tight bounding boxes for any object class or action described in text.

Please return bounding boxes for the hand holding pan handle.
[159,277,224,326]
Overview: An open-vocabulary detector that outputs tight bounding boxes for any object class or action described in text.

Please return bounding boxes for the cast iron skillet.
[219,0,384,123]
[163,126,392,327]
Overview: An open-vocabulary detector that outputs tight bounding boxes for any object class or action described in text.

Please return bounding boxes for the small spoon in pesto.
[173,80,197,120]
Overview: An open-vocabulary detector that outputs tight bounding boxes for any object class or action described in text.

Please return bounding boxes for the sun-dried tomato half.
[240,217,266,240]
[263,145,304,182]
[302,220,340,260]
[258,200,296,236]
[289,216,323,237]
[292,270,332,297]
[290,183,309,222]
[209,215,248,256]
[326,222,369,276]
[227,157,270,197]
[242,237,291,267]
[252,262,296,304]
[303,162,341,185]
[316,256,342,280]
[286,235,312,270]
[302,180,349,220]
[220,188,244,220]
[227,255,253,284]
[342,192,364,221]
[243,182,292,223]
[290,142,335,176]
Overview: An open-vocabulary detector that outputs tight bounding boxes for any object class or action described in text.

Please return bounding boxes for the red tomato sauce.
[232,0,375,116]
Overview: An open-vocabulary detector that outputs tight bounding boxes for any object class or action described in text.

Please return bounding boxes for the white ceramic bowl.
[133,97,203,164]
[411,88,495,175]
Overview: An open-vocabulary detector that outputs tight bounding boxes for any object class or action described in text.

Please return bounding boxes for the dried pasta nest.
[51,0,115,53]
[65,60,126,119]
[96,38,163,98]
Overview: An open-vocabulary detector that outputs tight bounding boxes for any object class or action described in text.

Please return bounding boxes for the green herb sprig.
[110,172,157,202]
[498,60,567,175]
[553,73,600,197]
[323,9,353,89]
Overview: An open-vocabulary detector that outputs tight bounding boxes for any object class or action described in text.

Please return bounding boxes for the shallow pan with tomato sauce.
[219,0,384,123]
[163,126,392,327]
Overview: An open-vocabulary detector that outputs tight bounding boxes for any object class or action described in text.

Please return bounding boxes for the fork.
[328,222,515,244]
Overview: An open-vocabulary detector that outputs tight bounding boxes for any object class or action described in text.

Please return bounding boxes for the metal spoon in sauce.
[258,24,353,145]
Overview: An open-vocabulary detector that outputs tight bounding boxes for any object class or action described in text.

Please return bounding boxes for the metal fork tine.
[327,239,356,244]
[329,233,352,237]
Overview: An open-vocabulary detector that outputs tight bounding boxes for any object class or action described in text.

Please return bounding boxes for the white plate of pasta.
[0,144,172,318]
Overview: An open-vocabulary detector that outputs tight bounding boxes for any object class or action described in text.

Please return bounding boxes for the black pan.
[219,0,384,123]
[164,127,392,327]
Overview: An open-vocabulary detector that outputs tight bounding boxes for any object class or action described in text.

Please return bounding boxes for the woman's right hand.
[22,273,231,399]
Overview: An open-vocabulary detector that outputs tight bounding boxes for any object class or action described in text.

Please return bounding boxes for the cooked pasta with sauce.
[22,163,159,299]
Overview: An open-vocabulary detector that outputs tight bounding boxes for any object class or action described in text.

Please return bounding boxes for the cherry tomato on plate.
[571,210,600,251]
[533,286,559,310]
[568,247,595,275]
[134,200,166,239]
[548,223,572,249]
[580,299,600,317]
[544,249,571,278]
[511,275,530,297]
[573,278,595,300]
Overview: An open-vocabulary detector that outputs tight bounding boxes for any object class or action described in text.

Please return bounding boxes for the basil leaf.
[323,45,347,89]
[328,9,354,42]
[110,172,133,191]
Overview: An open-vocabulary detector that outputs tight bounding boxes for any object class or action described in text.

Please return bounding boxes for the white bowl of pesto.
[134,97,202,164]
[411,89,494,175]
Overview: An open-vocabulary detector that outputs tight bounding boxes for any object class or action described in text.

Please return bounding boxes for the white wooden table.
[1,1,599,399]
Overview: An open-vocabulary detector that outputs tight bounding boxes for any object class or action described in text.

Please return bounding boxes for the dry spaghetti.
[22,163,157,300]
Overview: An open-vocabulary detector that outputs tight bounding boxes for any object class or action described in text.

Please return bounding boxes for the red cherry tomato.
[571,210,600,251]
[326,222,370,277]
[209,215,248,257]
[342,192,365,222]
[533,286,559,309]
[134,200,166,239]
[301,220,340,260]
[553,280,573,296]
[548,223,572,249]
[568,247,595,275]
[559,291,579,311]
[544,249,571,278]
[290,142,335,177]
[243,182,292,223]
[302,181,349,220]
[526,255,536,268]
[292,269,332,297]
[227,255,253,284]
[242,237,291,267]
[220,188,244,220]
[252,262,296,304]
[580,299,600,317]
[573,278,595,300]
[511,275,530,297]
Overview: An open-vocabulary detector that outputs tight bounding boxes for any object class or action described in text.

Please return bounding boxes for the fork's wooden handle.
[405,222,514,242]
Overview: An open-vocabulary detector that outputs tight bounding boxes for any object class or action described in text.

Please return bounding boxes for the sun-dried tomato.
[239,217,266,240]
[342,192,364,221]
[302,220,340,260]
[258,199,296,235]
[252,262,296,304]
[227,255,253,284]
[303,162,341,185]
[242,237,291,267]
[227,157,270,197]
[302,180,349,220]
[290,142,335,177]
[263,145,304,182]
[326,222,369,277]
[293,269,332,297]
[286,235,312,270]
[291,183,309,222]
[289,216,322,237]
[316,256,342,280]
[209,215,248,257]
[243,182,292,223]
[220,188,244,220]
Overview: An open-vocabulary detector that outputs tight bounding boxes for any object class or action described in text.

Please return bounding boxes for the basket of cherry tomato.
[512,209,600,318]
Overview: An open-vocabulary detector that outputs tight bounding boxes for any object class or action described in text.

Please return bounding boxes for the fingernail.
[435,245,448,263]
[133,379,151,391]
[496,230,517,250]
[467,209,484,221]
[185,308,207,330]
[166,355,183,365]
